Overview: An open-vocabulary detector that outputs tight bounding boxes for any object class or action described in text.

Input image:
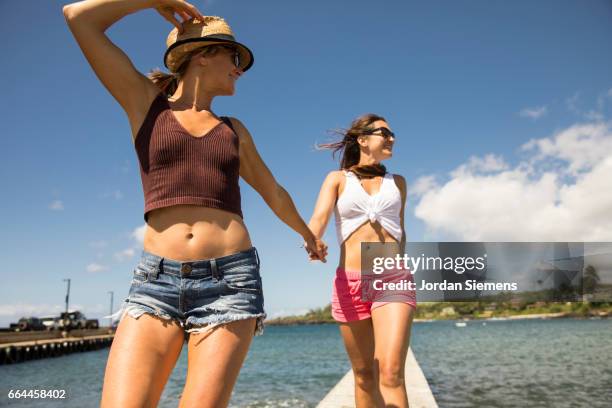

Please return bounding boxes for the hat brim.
[164,37,254,73]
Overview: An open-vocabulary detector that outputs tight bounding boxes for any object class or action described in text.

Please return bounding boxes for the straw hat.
[164,16,254,73]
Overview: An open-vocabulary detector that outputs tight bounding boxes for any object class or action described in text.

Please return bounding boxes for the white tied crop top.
[334,170,403,244]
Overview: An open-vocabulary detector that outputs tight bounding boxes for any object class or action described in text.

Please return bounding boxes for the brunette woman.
[308,114,416,407]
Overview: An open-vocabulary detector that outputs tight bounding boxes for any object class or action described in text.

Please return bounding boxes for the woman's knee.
[378,360,404,388]
[353,366,377,389]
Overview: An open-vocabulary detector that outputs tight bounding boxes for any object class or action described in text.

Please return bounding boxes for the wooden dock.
[317,347,438,408]
[0,329,114,365]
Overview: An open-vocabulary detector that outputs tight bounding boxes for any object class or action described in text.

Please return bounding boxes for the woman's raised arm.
[63,0,204,121]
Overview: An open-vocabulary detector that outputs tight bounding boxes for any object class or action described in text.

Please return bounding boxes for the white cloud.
[0,303,63,317]
[49,200,64,211]
[521,122,612,175]
[451,154,509,178]
[131,224,147,244]
[565,90,611,121]
[411,175,438,197]
[85,226,144,270]
[414,120,612,241]
[86,263,108,273]
[114,248,135,262]
[519,105,548,120]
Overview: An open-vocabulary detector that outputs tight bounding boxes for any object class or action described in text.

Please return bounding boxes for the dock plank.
[317,348,437,408]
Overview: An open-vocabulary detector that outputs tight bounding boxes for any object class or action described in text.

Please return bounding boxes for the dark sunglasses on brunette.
[366,127,396,140]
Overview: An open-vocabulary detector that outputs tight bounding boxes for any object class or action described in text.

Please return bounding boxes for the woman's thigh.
[371,303,415,375]
[338,318,376,373]
[100,314,185,408]
[178,318,256,408]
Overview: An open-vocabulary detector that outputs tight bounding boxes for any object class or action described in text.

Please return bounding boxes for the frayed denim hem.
[104,300,184,328]
[185,313,266,336]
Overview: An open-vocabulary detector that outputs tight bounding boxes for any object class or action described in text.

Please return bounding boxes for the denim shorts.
[113,247,266,336]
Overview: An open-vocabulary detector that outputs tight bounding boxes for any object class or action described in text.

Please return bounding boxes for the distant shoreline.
[265,304,611,326]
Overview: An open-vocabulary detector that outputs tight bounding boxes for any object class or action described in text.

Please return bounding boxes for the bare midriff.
[339,222,400,272]
[143,205,252,261]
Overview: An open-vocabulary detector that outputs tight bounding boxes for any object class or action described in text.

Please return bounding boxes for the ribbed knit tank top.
[134,92,242,222]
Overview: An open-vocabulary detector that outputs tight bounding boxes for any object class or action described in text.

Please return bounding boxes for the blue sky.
[1,0,611,326]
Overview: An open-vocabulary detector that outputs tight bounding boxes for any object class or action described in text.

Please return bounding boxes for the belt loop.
[152,257,162,279]
[254,247,260,268]
[210,258,219,281]
[147,260,159,282]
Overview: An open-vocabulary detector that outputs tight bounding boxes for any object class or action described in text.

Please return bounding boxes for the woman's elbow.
[63,4,76,20]
[273,184,291,209]
[63,2,85,22]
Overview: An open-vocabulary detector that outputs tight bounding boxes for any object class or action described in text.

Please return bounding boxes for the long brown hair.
[148,44,236,96]
[318,113,388,178]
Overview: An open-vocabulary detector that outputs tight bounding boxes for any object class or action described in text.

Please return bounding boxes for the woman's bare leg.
[100,314,185,408]
[178,318,256,408]
[339,319,384,407]
[371,303,415,408]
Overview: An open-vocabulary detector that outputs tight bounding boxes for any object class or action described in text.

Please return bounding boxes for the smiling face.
[358,120,396,162]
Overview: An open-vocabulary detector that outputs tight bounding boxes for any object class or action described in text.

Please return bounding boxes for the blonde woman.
[63,1,325,406]
[308,114,416,407]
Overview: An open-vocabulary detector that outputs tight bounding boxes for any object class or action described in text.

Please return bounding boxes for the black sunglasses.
[219,45,241,69]
[198,45,241,69]
[366,127,396,140]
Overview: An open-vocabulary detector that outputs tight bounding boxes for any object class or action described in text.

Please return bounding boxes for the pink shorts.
[331,267,417,323]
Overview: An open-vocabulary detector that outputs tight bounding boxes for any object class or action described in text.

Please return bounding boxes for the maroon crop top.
[134,93,242,222]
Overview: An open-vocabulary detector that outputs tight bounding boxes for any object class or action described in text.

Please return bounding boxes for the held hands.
[303,236,328,263]
[154,0,205,33]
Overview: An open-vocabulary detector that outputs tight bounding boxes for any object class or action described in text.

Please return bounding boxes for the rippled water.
[415,318,612,408]
[1,319,610,407]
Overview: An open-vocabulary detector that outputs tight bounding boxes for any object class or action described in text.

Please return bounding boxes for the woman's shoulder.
[326,170,346,180]
[221,116,241,125]
[391,174,407,194]
[220,116,251,143]
[321,170,345,189]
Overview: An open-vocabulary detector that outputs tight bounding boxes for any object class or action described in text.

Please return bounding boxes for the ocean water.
[0,319,610,407]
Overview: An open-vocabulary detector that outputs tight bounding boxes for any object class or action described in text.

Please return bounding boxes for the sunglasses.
[218,45,241,69]
[366,127,396,140]
[195,45,241,69]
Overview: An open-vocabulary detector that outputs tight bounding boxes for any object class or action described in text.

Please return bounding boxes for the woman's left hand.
[155,0,205,33]
[304,237,328,263]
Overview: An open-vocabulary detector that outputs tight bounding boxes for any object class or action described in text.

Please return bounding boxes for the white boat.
[455,321,467,327]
